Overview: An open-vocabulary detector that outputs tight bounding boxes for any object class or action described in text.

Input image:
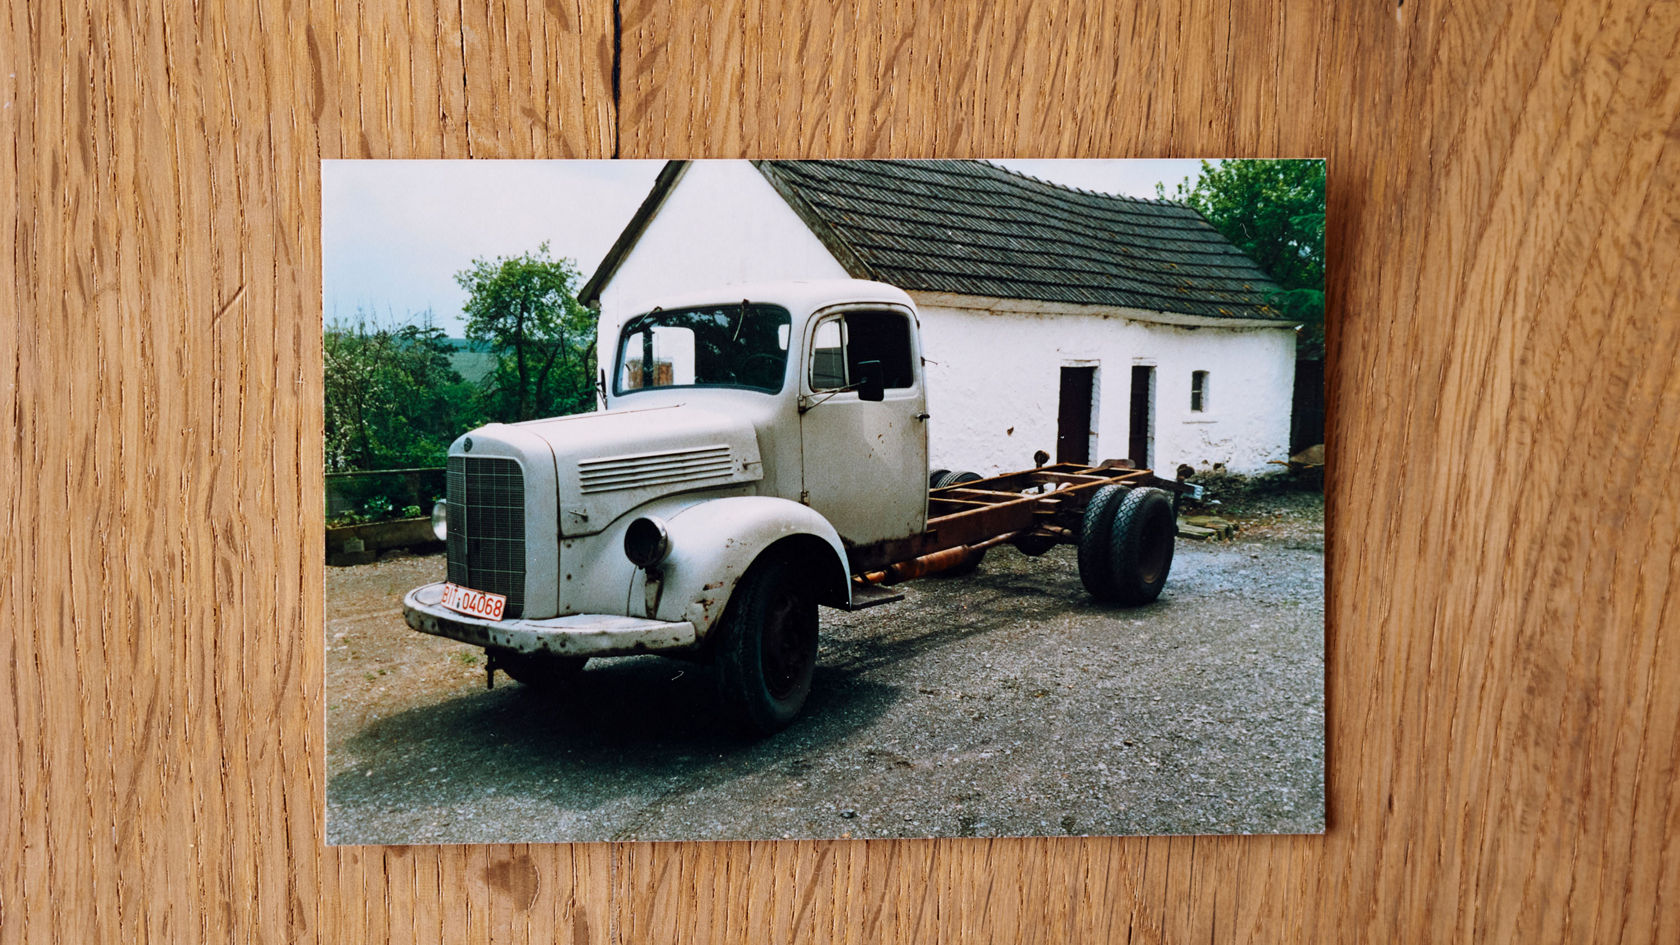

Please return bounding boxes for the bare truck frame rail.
[847,460,1189,594]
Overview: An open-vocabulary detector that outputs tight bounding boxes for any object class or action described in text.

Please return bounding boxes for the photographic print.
[322,158,1326,844]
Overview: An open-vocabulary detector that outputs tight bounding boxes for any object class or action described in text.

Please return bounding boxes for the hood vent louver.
[578,444,736,494]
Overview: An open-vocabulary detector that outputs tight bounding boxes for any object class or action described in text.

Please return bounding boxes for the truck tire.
[714,556,818,735]
[1106,487,1176,605]
[934,470,982,488]
[928,469,951,489]
[493,649,588,689]
[1077,484,1127,600]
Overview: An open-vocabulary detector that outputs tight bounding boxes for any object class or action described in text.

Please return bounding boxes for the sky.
[321,159,1212,337]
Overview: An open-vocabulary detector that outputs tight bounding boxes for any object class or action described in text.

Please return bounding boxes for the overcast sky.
[321,159,1211,337]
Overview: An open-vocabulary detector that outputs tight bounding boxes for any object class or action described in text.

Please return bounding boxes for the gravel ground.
[326,493,1324,844]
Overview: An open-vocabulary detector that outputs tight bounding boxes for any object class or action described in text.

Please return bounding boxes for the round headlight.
[431,500,448,541]
[623,516,670,568]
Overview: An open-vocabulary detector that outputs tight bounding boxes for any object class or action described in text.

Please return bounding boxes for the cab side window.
[809,310,915,392]
[844,310,915,389]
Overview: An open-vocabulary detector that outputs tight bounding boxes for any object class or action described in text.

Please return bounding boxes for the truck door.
[799,307,928,547]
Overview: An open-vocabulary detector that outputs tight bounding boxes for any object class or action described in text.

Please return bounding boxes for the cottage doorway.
[1056,366,1096,464]
[1128,365,1155,469]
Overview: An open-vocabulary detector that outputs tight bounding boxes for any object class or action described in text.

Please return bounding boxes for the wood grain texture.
[3,0,1676,941]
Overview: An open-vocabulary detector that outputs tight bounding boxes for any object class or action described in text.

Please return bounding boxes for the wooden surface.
[4,0,1678,941]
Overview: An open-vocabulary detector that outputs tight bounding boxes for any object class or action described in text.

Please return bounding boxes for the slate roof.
[755,160,1284,320]
[580,160,1287,322]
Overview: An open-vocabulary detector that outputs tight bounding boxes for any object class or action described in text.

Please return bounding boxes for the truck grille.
[445,455,525,619]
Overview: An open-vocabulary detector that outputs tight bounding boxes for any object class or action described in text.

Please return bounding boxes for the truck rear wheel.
[1106,487,1176,605]
[1077,484,1127,600]
[493,649,588,689]
[714,556,818,735]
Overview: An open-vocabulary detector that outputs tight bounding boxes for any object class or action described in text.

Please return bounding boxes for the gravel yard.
[326,493,1324,844]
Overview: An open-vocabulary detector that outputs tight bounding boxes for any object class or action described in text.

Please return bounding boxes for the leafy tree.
[455,243,597,421]
[1160,160,1326,356]
[323,316,479,471]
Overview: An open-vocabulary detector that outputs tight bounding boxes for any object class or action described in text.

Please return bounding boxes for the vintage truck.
[403,279,1186,734]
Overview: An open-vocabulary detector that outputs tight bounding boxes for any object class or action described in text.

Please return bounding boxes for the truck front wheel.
[714,556,818,736]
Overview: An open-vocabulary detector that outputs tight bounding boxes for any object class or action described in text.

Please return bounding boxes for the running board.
[837,582,905,611]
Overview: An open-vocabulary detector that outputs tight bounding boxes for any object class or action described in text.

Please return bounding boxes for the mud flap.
[837,582,905,611]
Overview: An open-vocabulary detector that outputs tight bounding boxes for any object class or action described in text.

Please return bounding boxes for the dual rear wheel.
[1077,485,1176,605]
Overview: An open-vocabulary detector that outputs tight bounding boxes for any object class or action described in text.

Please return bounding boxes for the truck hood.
[513,404,763,537]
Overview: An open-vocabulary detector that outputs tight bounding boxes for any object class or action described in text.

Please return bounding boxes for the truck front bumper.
[402,583,699,657]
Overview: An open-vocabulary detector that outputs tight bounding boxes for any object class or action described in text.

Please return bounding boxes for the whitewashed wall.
[596,161,850,340]
[917,301,1297,477]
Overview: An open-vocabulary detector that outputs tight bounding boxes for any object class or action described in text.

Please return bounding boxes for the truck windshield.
[614,303,793,394]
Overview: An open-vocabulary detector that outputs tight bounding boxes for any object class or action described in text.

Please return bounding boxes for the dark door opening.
[1056,366,1096,464]
[1291,357,1325,452]
[1128,365,1154,468]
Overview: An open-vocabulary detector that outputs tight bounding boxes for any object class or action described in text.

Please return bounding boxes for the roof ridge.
[802,158,1187,209]
[973,159,1183,207]
[770,160,1212,239]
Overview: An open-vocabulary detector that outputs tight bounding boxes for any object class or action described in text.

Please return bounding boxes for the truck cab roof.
[615,278,916,321]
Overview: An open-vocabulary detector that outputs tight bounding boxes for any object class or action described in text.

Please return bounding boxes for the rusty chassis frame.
[846,460,1189,581]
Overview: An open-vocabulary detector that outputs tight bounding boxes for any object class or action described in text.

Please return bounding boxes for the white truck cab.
[404,279,1183,733]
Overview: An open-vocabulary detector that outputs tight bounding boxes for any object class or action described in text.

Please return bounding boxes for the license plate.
[439,582,507,621]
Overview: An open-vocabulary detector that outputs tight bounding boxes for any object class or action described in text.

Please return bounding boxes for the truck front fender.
[630,495,852,636]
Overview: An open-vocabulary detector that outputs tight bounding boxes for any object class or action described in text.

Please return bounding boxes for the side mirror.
[855,360,885,402]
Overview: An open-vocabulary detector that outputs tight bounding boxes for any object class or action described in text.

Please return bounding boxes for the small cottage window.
[1190,371,1209,412]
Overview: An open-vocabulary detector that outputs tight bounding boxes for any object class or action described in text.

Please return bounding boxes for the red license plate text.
[439,582,507,621]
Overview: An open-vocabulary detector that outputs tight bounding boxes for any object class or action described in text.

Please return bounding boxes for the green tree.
[323,316,479,471]
[1160,160,1326,356]
[455,242,597,422]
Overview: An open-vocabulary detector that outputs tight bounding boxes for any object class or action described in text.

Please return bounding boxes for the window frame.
[800,303,920,397]
[611,302,794,397]
[807,314,851,392]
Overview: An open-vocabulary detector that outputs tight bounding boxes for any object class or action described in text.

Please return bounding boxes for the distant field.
[443,338,497,384]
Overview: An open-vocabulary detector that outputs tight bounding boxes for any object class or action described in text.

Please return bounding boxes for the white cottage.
[580,160,1297,478]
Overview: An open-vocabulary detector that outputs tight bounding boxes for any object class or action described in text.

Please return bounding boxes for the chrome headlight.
[431,500,448,541]
[623,516,670,568]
